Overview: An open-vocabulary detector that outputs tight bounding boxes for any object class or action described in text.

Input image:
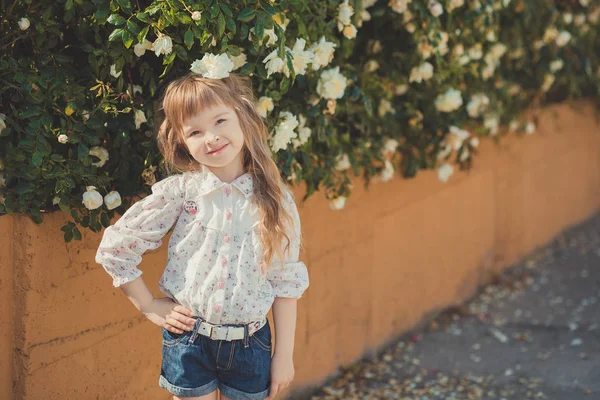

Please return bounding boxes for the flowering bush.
[0,0,599,240]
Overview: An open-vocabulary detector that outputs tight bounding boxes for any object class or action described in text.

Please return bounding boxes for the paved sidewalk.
[306,212,600,400]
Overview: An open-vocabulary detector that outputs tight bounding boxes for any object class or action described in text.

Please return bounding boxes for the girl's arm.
[271,297,297,357]
[95,174,185,288]
[266,191,310,400]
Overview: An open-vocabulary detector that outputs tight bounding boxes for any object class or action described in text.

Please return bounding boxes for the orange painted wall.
[1,102,599,399]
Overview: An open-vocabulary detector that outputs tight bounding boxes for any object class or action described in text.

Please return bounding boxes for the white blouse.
[95,167,309,326]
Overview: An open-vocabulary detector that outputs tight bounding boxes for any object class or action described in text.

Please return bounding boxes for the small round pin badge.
[184,200,198,215]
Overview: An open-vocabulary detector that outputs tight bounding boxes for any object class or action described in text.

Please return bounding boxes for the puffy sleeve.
[265,189,310,299]
[95,174,185,287]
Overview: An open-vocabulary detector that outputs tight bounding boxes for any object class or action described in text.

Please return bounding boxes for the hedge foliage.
[1,0,599,241]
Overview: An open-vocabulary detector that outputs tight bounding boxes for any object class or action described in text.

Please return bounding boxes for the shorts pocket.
[162,327,192,347]
[250,326,272,352]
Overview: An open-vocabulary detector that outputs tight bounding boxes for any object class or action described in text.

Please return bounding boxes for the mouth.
[207,143,228,155]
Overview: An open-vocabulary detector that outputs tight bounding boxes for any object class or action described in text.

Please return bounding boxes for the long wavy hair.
[156,72,295,272]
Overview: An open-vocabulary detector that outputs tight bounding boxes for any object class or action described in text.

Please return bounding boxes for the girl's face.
[181,104,245,174]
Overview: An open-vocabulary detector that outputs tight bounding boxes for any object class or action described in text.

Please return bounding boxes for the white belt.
[195,318,266,341]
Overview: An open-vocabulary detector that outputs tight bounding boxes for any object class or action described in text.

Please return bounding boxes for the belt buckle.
[210,326,219,340]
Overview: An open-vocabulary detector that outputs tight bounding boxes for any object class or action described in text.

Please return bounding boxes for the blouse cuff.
[267,261,309,299]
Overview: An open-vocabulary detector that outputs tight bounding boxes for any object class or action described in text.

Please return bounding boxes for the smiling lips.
[207,143,228,155]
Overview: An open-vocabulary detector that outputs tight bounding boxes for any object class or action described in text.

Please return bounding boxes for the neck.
[205,158,245,183]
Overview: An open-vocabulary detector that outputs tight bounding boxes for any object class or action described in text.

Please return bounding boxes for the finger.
[174,305,194,317]
[169,311,196,328]
[165,316,193,332]
[268,383,280,400]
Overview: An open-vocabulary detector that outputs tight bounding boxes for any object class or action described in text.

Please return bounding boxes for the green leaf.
[219,3,233,17]
[32,152,43,167]
[237,8,256,22]
[177,12,192,24]
[226,17,236,34]
[174,44,188,61]
[126,20,139,34]
[217,13,226,37]
[73,227,82,240]
[136,12,150,23]
[253,21,264,41]
[107,14,126,25]
[64,229,73,242]
[122,30,134,48]
[116,0,132,13]
[210,3,220,17]
[65,0,74,11]
[184,30,194,50]
[101,212,111,228]
[108,28,124,42]
[138,25,150,43]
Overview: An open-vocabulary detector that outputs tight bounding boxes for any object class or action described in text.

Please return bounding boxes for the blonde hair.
[156,72,295,272]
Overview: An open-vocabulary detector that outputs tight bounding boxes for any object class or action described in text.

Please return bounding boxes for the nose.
[204,131,220,144]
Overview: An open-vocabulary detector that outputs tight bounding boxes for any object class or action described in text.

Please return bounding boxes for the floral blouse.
[95,167,309,326]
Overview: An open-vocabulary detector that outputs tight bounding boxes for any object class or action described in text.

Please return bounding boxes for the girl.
[95,72,309,400]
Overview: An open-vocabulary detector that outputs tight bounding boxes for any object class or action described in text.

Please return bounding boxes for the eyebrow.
[184,111,230,136]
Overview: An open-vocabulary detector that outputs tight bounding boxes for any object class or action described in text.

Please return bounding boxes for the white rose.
[153,34,173,56]
[580,0,589,6]
[394,84,409,95]
[509,120,520,132]
[263,49,287,77]
[556,31,572,47]
[343,24,358,39]
[564,13,573,24]
[378,99,394,117]
[329,196,347,210]
[190,53,234,79]
[291,38,314,75]
[88,146,109,168]
[459,147,470,162]
[525,122,536,134]
[52,196,61,205]
[453,44,465,56]
[316,67,348,100]
[310,37,337,70]
[467,93,490,118]
[541,74,555,92]
[0,113,6,131]
[270,112,299,152]
[377,160,395,182]
[483,114,499,135]
[437,163,454,182]
[292,115,312,148]
[58,134,69,144]
[134,39,153,57]
[383,138,399,155]
[459,54,471,65]
[470,137,480,148]
[256,96,274,118]
[409,62,434,83]
[446,126,470,150]
[109,64,122,78]
[134,109,147,129]
[467,44,483,60]
[228,52,247,70]
[18,17,30,31]
[82,188,103,210]
[428,1,444,16]
[191,11,202,20]
[389,0,412,14]
[104,191,122,210]
[338,0,355,29]
[574,14,586,26]
[364,60,380,73]
[249,27,278,47]
[132,85,143,95]
[434,88,463,113]
[447,0,464,12]
[335,154,351,171]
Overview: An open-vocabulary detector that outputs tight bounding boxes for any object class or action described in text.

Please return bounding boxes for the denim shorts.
[158,317,272,399]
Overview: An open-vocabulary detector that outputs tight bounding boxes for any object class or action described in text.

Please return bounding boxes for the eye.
[216,118,226,125]
[189,130,202,137]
